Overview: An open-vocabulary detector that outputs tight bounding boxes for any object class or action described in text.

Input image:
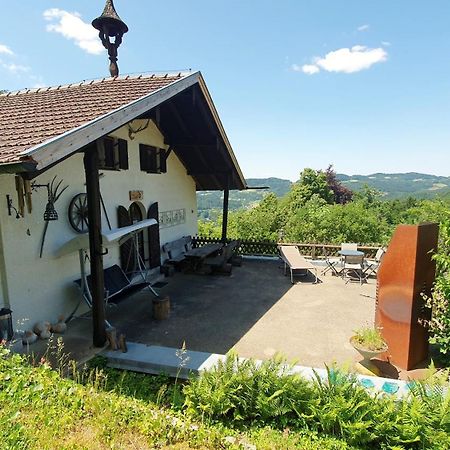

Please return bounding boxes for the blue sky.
[1,1,449,180]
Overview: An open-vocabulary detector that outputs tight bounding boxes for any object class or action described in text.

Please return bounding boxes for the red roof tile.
[0,73,187,164]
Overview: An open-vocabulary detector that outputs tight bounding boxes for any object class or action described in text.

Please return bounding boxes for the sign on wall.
[159,208,186,228]
[129,190,144,201]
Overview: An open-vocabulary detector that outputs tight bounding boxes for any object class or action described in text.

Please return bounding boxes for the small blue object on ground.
[382,381,400,394]
[360,378,375,389]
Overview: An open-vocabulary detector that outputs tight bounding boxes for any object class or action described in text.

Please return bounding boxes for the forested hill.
[338,172,450,199]
[197,172,450,217]
[197,177,292,218]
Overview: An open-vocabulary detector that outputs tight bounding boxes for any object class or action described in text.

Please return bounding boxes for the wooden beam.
[84,142,107,348]
[221,172,230,243]
[165,100,192,138]
[166,142,216,148]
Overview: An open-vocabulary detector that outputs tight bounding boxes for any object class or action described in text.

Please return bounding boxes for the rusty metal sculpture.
[375,223,439,370]
[92,0,128,77]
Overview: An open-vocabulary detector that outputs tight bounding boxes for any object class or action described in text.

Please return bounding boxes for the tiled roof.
[0,73,187,165]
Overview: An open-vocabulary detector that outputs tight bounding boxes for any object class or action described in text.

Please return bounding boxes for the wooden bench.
[204,240,240,274]
[161,236,192,268]
[278,245,318,284]
[74,264,150,307]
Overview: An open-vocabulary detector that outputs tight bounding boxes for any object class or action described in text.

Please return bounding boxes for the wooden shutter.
[148,202,161,268]
[103,137,115,169]
[117,205,135,274]
[118,139,128,170]
[139,144,149,172]
[159,149,167,173]
[148,147,158,173]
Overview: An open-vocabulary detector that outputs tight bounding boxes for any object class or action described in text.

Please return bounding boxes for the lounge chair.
[279,245,318,284]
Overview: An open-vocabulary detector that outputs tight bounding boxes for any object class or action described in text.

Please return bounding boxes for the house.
[0,72,246,338]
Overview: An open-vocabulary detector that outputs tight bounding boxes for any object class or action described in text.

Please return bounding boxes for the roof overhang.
[1,72,245,190]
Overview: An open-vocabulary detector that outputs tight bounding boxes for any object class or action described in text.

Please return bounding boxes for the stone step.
[102,342,411,397]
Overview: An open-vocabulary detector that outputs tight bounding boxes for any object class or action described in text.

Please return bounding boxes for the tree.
[325,165,353,204]
[282,168,333,215]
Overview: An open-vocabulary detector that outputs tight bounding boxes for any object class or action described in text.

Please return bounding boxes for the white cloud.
[0,44,14,55]
[357,24,370,32]
[43,8,104,55]
[299,64,320,75]
[382,41,391,47]
[1,62,30,74]
[296,45,387,75]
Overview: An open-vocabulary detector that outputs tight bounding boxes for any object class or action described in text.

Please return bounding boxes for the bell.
[92,0,129,77]
[43,202,58,221]
[92,0,128,37]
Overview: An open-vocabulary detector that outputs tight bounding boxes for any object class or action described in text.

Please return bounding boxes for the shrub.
[184,353,450,449]
[183,352,315,428]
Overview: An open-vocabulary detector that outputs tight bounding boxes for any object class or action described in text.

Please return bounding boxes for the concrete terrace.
[17,258,376,369]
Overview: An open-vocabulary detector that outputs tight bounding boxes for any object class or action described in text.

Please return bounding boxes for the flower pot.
[350,336,388,362]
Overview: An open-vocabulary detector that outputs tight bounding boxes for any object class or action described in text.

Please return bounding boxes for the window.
[139,144,167,174]
[99,137,129,170]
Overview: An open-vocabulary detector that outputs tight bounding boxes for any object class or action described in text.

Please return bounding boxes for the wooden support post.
[221,173,230,243]
[84,143,107,348]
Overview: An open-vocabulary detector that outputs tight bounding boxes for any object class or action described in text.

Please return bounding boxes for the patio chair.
[321,246,342,276]
[279,245,318,284]
[341,242,358,251]
[342,254,366,285]
[364,247,386,278]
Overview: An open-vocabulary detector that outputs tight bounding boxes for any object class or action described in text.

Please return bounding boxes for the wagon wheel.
[68,193,89,233]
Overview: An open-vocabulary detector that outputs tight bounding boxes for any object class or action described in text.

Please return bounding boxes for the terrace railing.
[193,237,380,259]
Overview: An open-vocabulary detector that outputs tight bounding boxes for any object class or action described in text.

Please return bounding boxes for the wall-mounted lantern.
[92,0,129,77]
[0,308,13,342]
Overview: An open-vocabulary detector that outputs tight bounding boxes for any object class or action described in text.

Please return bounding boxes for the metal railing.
[193,237,380,259]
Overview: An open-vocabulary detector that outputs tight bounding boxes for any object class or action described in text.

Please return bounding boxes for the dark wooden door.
[117,205,134,274]
[148,202,161,268]
[129,202,146,268]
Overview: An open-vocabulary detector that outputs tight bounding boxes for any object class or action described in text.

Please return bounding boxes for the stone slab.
[103,342,411,397]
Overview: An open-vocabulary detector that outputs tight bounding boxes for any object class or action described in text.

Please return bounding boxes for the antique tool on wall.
[15,176,25,217]
[33,176,69,258]
[24,179,32,213]
[12,176,33,217]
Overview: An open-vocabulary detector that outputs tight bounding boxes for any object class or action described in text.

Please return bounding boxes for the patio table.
[185,243,223,270]
[338,249,364,257]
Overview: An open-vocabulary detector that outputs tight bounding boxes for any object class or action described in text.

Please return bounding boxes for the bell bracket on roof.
[92,0,129,77]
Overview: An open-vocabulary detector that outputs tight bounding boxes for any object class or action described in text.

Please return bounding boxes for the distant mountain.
[197,177,292,219]
[197,172,450,218]
[337,172,450,199]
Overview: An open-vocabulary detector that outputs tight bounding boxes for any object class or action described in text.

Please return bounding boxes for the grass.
[0,345,353,449]
[2,342,450,449]
[351,326,387,352]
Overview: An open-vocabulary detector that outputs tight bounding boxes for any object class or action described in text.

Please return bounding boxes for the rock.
[51,315,66,334]
[39,329,51,340]
[33,321,50,336]
[22,330,38,345]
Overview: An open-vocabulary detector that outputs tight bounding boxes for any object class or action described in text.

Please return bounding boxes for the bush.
[184,353,450,449]
[424,221,450,355]
[184,352,314,428]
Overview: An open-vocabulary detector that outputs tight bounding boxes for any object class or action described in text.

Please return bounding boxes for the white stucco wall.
[0,120,197,331]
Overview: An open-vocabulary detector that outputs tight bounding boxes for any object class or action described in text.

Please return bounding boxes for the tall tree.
[325,165,353,204]
[285,168,333,212]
